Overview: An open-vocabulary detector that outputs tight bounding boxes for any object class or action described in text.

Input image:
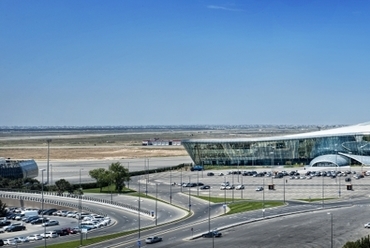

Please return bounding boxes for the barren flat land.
[0,126,322,160]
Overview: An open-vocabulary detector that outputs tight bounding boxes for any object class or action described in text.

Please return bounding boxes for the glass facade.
[182,124,370,167]
[0,159,38,179]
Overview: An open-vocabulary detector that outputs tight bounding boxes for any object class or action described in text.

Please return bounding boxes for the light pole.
[322,173,325,208]
[262,177,265,218]
[208,187,211,232]
[232,172,234,203]
[224,175,226,206]
[138,176,141,247]
[170,167,172,204]
[40,169,46,248]
[270,151,274,185]
[79,168,83,246]
[241,174,243,199]
[328,212,333,248]
[188,176,191,212]
[46,139,52,184]
[155,183,159,226]
[127,162,130,188]
[197,170,199,196]
[180,167,183,192]
[145,158,148,196]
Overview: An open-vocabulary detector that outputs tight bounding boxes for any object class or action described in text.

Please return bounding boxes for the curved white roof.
[182,122,370,143]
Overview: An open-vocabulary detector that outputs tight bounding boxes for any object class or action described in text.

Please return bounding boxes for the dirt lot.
[0,146,188,160]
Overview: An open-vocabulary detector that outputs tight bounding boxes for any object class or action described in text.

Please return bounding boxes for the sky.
[1,0,370,127]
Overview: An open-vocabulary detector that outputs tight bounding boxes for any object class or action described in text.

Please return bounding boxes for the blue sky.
[1,0,370,126]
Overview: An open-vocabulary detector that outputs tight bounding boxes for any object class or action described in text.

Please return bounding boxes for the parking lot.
[157,167,370,202]
[0,208,111,246]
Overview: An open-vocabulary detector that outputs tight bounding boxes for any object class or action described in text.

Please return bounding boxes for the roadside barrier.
[0,189,152,217]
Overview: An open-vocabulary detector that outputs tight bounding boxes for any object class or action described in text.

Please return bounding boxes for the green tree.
[54,179,73,195]
[89,168,110,192]
[0,199,7,217]
[109,162,130,192]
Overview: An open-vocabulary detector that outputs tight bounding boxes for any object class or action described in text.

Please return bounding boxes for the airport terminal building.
[0,158,38,179]
[182,122,370,167]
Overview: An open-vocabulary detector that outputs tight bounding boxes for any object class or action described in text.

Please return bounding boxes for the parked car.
[42,231,58,238]
[364,222,370,228]
[226,185,235,190]
[7,225,25,232]
[145,236,162,244]
[202,230,222,238]
[42,209,58,216]
[0,239,3,246]
[14,236,29,243]
[0,221,11,227]
[207,172,214,176]
[24,215,39,223]
[200,185,210,190]
[27,234,43,241]
[54,228,70,236]
[3,238,17,245]
[235,184,245,190]
[31,217,48,225]
[255,186,264,191]
[3,223,22,232]
[42,220,59,227]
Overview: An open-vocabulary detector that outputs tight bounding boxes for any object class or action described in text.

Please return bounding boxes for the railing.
[0,189,152,217]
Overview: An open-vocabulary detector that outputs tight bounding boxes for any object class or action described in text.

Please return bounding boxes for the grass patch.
[227,200,284,215]
[83,185,135,194]
[192,195,285,215]
[35,229,141,248]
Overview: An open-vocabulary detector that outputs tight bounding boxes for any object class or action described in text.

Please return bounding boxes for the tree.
[0,199,7,217]
[89,168,110,192]
[54,179,73,195]
[109,162,130,192]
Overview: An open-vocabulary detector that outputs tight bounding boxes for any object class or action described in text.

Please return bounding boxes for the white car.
[235,184,245,190]
[220,186,227,190]
[3,238,17,245]
[14,236,29,243]
[364,222,370,228]
[255,186,264,191]
[27,234,43,241]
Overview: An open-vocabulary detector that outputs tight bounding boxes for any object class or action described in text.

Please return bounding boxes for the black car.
[0,221,11,227]
[202,230,222,238]
[24,215,39,223]
[207,172,214,176]
[42,209,58,216]
[30,218,48,225]
[7,225,26,232]
[0,239,4,246]
[200,185,210,190]
[54,228,69,236]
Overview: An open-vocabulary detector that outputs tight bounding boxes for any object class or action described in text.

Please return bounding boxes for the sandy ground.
[0,146,188,160]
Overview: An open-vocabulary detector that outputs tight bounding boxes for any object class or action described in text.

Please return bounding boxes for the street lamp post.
[79,169,83,246]
[188,176,191,212]
[180,167,183,192]
[197,170,199,196]
[232,172,234,202]
[127,162,130,188]
[262,177,265,218]
[155,183,159,226]
[322,173,325,208]
[170,167,172,204]
[328,212,333,248]
[138,176,141,247]
[40,169,46,248]
[46,139,52,184]
[208,187,211,232]
[145,158,148,196]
